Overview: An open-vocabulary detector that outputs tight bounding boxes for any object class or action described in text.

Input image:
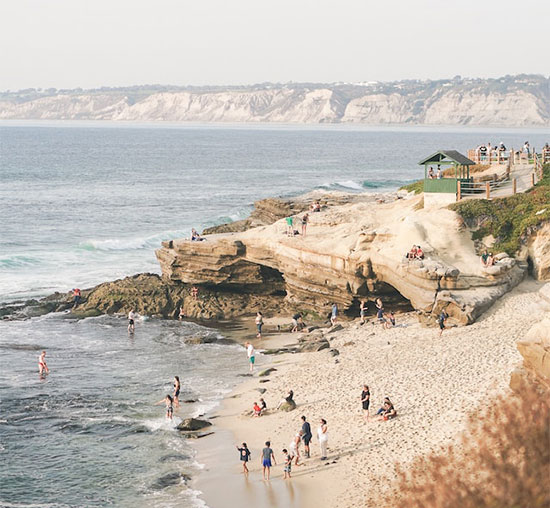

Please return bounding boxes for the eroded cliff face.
[156,194,526,325]
[2,77,548,126]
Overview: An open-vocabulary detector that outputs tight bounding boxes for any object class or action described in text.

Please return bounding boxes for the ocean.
[1,121,548,507]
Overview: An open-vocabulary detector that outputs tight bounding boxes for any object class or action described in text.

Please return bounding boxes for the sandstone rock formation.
[156,193,526,325]
[525,222,550,280]
[510,284,550,391]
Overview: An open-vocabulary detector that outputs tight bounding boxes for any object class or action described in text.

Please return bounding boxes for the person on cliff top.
[255,311,263,338]
[246,341,255,372]
[38,350,49,376]
[480,250,489,267]
[72,288,81,308]
[301,213,309,236]
[415,246,424,260]
[236,443,251,474]
[173,376,181,408]
[285,216,294,236]
[331,303,338,325]
[360,300,368,325]
[438,310,449,337]
[155,394,174,420]
[406,245,418,259]
[261,441,276,480]
[128,309,138,333]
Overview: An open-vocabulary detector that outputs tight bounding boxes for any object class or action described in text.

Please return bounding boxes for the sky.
[0,0,548,90]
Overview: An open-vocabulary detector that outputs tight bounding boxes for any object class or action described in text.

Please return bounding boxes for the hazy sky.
[1,0,548,90]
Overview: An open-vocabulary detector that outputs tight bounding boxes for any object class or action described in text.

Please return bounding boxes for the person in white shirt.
[245,342,255,372]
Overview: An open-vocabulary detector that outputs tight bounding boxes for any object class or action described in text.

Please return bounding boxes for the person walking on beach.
[38,350,49,375]
[375,298,384,323]
[261,441,276,480]
[128,309,138,333]
[317,419,328,460]
[360,300,367,325]
[439,310,448,337]
[301,416,312,458]
[236,443,251,474]
[285,216,294,237]
[255,312,263,339]
[173,376,181,408]
[246,342,255,372]
[289,430,303,466]
[155,395,174,420]
[331,303,338,326]
[301,213,309,237]
[282,448,292,479]
[361,385,370,421]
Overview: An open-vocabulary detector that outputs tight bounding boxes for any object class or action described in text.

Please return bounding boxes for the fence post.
[457,182,461,201]
[513,178,517,194]
[486,181,490,199]
[531,173,536,187]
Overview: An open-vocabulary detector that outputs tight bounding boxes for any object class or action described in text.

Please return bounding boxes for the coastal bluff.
[156,191,526,325]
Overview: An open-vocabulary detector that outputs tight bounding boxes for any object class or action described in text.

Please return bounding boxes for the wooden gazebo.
[418,150,475,194]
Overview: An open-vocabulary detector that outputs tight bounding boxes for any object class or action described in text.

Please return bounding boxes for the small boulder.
[177,418,212,431]
[258,367,277,377]
[300,340,330,352]
[279,400,297,412]
[329,348,340,357]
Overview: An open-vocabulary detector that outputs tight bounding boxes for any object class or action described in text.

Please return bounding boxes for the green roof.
[418,150,475,166]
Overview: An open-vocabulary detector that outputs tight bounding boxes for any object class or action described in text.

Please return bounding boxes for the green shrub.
[450,163,550,254]
[399,180,424,194]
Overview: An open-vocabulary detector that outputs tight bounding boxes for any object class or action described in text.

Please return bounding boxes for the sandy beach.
[194,278,548,507]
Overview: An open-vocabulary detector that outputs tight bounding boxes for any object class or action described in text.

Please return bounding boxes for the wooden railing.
[534,152,544,180]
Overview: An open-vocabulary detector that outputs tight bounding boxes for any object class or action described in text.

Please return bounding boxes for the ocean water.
[1,121,548,507]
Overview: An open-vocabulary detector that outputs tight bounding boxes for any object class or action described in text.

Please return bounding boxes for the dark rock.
[255,388,267,394]
[299,340,330,352]
[279,400,296,412]
[159,453,190,463]
[176,418,212,431]
[327,324,344,333]
[258,367,277,377]
[259,379,270,383]
[329,348,340,356]
[182,431,215,439]
[150,472,191,490]
[183,399,198,404]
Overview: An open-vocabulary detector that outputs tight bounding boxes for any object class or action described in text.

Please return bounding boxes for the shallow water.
[0,313,243,507]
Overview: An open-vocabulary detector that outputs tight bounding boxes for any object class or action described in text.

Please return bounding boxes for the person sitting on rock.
[415,246,424,259]
[406,245,418,260]
[486,253,495,267]
[259,398,267,415]
[480,250,489,267]
[383,311,396,329]
[277,390,294,410]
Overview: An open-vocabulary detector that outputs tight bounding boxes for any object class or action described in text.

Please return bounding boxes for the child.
[261,441,276,480]
[236,443,251,474]
[155,395,174,420]
[253,402,262,417]
[282,448,292,479]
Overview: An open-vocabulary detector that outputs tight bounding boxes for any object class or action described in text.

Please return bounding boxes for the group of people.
[360,386,398,422]
[480,250,496,267]
[285,213,309,237]
[191,228,205,241]
[359,298,395,329]
[405,245,424,260]
[427,165,443,179]
[236,414,328,480]
[156,376,181,420]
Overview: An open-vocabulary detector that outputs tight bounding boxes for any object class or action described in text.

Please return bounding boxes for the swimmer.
[156,395,174,420]
[38,350,49,375]
[173,376,181,408]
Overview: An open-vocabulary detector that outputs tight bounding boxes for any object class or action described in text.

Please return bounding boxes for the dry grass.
[385,384,550,508]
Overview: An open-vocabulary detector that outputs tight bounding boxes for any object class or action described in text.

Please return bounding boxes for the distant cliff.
[1,75,549,126]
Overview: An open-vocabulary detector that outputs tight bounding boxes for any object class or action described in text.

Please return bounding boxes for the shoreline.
[191,278,548,508]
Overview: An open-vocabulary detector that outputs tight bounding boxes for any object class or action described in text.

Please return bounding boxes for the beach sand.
[194,279,548,508]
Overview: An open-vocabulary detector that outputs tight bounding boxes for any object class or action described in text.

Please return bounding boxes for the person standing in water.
[173,376,181,408]
[261,441,276,480]
[155,395,174,420]
[38,351,49,375]
[236,443,251,474]
[255,312,263,339]
[282,448,292,479]
[246,342,255,373]
[128,309,138,333]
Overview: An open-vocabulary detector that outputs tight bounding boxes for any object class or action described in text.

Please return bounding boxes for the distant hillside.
[1,75,548,126]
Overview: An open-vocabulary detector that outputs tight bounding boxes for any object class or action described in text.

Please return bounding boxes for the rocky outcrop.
[2,76,548,126]
[510,285,550,391]
[525,222,550,280]
[177,418,212,431]
[156,194,526,325]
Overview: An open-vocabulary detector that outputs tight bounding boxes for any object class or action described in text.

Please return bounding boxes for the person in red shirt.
[253,402,262,417]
